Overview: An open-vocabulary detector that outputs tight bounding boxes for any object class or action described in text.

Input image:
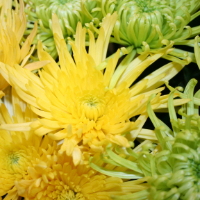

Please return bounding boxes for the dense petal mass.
[0,88,55,200]
[15,151,143,200]
[0,13,189,165]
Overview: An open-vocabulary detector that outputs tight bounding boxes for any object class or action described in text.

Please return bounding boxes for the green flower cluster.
[24,0,102,58]
[90,79,200,200]
[147,80,200,200]
[87,0,200,62]
[0,1,200,199]
[23,0,200,62]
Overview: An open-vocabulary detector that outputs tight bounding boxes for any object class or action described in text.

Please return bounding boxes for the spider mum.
[0,0,48,93]
[0,13,188,165]
[24,0,102,58]
[147,79,200,200]
[87,0,200,62]
[91,79,200,200]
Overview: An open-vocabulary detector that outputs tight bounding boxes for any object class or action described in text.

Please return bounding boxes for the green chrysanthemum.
[195,35,200,69]
[23,0,102,58]
[87,0,200,62]
[90,79,200,200]
[146,80,200,200]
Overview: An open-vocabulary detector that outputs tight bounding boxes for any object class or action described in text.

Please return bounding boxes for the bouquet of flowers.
[0,0,200,199]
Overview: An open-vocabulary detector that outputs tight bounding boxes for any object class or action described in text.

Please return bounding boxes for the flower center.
[118,0,166,15]
[58,0,71,4]
[133,0,163,13]
[190,159,200,178]
[85,97,98,107]
[9,153,20,165]
[58,189,84,200]
[80,95,105,121]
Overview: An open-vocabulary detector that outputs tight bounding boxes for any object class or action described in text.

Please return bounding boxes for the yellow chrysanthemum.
[0,0,48,92]
[0,88,55,200]
[15,151,145,200]
[0,13,189,165]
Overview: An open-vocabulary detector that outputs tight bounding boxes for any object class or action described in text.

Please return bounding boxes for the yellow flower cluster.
[0,0,48,93]
[0,0,198,199]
